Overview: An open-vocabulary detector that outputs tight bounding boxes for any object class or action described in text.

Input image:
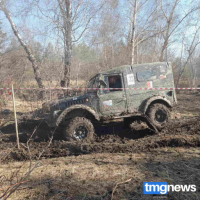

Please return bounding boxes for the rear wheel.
[63,117,94,141]
[146,103,170,130]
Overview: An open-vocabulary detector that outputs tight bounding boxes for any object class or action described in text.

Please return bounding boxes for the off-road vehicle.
[43,62,177,141]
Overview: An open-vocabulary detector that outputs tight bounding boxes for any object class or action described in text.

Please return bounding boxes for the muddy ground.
[0,91,200,199]
[0,91,200,162]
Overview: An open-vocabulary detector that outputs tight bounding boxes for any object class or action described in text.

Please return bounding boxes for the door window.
[104,75,123,92]
[137,70,157,82]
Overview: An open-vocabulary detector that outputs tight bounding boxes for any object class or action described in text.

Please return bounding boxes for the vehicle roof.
[89,62,170,81]
[100,62,169,74]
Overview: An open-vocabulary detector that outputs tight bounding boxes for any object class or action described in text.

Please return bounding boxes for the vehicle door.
[99,74,127,115]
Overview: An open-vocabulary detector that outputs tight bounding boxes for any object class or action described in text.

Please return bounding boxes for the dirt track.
[1,92,200,200]
[1,91,200,162]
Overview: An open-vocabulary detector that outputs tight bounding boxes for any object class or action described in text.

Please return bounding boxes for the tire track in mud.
[1,117,200,162]
[1,92,200,162]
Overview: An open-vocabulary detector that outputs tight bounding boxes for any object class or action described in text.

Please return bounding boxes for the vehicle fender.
[56,104,100,126]
[140,96,172,114]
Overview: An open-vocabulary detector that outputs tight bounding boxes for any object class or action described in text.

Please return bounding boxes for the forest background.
[0,0,200,88]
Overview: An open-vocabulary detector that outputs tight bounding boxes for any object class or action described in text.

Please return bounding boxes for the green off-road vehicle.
[43,62,177,141]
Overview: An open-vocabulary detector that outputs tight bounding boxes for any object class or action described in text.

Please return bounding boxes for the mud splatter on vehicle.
[43,62,177,141]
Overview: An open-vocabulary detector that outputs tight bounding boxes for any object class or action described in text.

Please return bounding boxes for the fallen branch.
[0,180,29,192]
[111,178,132,200]
[16,179,54,190]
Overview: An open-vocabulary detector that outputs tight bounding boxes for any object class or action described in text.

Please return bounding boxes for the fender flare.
[140,96,172,114]
[56,104,100,126]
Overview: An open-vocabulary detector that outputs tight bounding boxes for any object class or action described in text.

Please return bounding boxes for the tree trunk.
[131,0,137,65]
[59,0,72,88]
[159,37,169,62]
[1,1,44,89]
[159,0,179,62]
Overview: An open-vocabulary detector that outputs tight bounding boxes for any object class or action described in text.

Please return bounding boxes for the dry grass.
[0,89,200,199]
[0,148,200,199]
[16,80,87,88]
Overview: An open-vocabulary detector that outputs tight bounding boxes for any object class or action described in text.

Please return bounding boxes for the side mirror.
[98,80,107,87]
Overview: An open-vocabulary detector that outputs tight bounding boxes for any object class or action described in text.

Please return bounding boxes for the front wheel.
[146,103,170,130]
[63,117,94,142]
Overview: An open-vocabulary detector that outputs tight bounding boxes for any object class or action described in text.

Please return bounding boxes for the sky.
[0,0,199,58]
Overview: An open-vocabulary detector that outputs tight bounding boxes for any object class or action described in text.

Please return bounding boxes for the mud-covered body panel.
[43,93,100,126]
[44,62,176,127]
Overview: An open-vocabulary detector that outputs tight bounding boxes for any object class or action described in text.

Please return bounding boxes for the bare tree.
[34,0,104,88]
[0,21,6,52]
[158,0,200,62]
[127,0,161,64]
[158,0,179,61]
[176,25,200,87]
[0,0,44,89]
[57,0,72,88]
[130,0,138,65]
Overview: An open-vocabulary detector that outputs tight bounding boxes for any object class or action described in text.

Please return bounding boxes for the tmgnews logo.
[143,182,196,195]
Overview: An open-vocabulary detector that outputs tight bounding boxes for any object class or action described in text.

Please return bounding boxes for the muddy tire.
[146,103,170,130]
[63,117,94,141]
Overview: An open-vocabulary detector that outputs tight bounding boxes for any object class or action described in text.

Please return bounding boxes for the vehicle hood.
[42,93,95,112]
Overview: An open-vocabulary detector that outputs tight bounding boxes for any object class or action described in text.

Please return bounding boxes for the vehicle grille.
[66,99,85,107]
